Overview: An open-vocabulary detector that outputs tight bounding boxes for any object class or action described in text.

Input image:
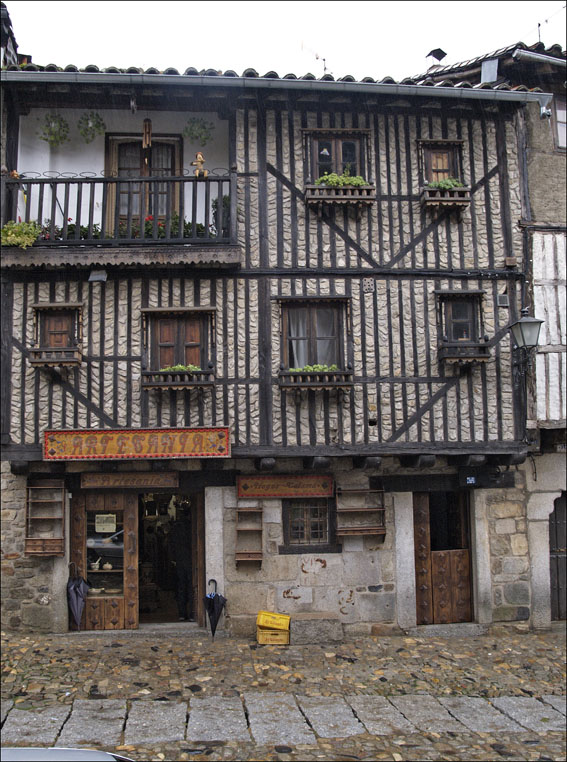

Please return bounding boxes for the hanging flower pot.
[183,118,215,146]
[38,113,70,148]
[77,111,106,143]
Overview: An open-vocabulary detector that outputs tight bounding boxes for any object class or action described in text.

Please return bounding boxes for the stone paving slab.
[1,705,71,745]
[187,696,250,742]
[124,700,186,744]
[1,699,13,725]
[389,694,467,733]
[347,695,416,735]
[243,692,315,745]
[492,696,566,732]
[57,699,126,746]
[439,696,524,733]
[541,695,566,715]
[297,696,365,738]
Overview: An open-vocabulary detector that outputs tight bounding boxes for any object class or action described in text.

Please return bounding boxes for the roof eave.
[0,70,553,109]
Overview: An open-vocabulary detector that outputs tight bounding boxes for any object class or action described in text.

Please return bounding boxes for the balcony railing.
[141,369,215,390]
[438,342,491,363]
[1,171,237,246]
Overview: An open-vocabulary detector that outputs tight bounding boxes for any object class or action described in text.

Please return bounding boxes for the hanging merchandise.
[77,111,106,144]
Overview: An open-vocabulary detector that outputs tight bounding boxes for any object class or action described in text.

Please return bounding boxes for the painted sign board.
[44,427,230,461]
[237,474,334,498]
[81,473,179,489]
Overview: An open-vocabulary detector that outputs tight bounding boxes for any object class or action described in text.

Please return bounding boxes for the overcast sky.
[4,1,566,81]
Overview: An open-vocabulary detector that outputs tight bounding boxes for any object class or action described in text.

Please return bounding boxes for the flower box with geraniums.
[420,177,471,209]
[304,171,376,210]
[278,364,354,390]
[141,364,215,390]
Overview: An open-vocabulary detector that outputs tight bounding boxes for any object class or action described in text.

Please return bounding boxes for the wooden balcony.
[304,184,376,213]
[1,172,236,247]
[141,369,215,390]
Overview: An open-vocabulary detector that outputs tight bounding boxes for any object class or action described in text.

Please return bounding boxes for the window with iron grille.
[280,498,340,553]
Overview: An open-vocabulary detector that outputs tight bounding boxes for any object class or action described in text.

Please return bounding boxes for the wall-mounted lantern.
[510,308,544,353]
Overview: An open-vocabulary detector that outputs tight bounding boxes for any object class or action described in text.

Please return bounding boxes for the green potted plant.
[305,169,376,207]
[183,118,215,146]
[421,177,471,208]
[1,220,41,249]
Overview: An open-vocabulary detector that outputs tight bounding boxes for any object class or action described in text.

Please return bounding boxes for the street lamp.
[509,308,544,353]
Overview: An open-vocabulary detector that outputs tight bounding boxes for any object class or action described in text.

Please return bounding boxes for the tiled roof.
[413,41,566,80]
[0,60,549,95]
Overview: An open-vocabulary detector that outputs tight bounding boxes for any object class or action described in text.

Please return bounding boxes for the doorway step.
[407,623,488,637]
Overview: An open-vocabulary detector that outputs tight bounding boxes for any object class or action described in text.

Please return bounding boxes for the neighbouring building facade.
[423,41,566,627]
[1,6,561,635]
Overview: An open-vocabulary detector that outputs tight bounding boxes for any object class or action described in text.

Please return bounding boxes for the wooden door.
[550,492,566,620]
[191,492,206,627]
[70,491,138,630]
[414,492,472,625]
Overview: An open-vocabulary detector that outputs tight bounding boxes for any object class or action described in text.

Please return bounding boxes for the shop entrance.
[414,491,472,624]
[139,492,205,626]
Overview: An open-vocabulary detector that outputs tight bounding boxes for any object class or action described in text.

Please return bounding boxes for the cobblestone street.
[1,623,565,761]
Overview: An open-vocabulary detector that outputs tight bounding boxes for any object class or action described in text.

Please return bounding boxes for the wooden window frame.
[435,291,490,363]
[309,133,365,180]
[279,497,341,554]
[419,140,462,184]
[141,307,216,390]
[105,133,183,232]
[553,95,566,151]
[275,297,354,389]
[30,303,83,367]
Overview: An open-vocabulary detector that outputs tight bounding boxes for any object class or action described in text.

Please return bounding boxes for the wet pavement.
[1,621,565,761]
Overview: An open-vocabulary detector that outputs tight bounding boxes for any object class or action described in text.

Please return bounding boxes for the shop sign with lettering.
[237,474,334,498]
[81,473,179,489]
[44,427,230,461]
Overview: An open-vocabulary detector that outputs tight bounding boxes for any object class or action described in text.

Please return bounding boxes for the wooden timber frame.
[1,88,529,466]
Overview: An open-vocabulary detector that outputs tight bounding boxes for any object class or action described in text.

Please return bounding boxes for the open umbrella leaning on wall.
[204,578,226,638]
[67,562,90,630]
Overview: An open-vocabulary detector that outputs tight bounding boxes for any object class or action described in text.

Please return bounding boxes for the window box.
[141,368,215,390]
[278,369,353,389]
[304,183,376,207]
[438,342,491,363]
[30,303,83,367]
[420,185,471,208]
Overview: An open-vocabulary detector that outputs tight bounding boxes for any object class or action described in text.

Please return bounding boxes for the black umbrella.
[204,578,226,639]
[67,562,90,630]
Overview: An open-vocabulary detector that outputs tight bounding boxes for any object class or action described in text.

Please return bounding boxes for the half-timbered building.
[1,7,556,635]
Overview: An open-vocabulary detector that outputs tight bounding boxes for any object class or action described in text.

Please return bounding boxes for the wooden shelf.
[26,480,65,557]
[236,507,263,565]
[336,526,386,536]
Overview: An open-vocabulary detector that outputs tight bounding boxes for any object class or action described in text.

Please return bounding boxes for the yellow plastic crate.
[257,627,290,645]
[256,610,291,631]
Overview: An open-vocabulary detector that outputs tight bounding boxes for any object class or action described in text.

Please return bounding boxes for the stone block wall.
[1,461,67,632]
[221,474,397,636]
[486,480,531,622]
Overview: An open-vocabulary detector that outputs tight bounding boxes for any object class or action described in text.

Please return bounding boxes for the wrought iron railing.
[1,171,237,246]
